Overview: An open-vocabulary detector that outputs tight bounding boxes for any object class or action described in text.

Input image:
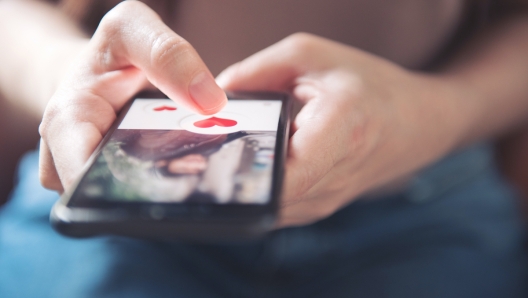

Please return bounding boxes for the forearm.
[0,0,88,119]
[438,11,528,147]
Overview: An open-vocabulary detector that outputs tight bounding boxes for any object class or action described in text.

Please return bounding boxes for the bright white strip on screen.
[118,99,282,132]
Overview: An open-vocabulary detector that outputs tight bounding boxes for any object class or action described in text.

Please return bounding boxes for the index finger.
[90,1,226,114]
[39,2,226,190]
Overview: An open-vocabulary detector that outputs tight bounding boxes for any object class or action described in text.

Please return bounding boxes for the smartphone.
[50,90,291,242]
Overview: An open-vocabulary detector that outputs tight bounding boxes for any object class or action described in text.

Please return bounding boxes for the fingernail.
[189,71,227,113]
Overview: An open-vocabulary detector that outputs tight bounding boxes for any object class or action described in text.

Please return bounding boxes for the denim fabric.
[0,145,526,298]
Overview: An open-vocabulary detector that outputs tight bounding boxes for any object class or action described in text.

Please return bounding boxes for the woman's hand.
[217,33,472,227]
[39,1,227,192]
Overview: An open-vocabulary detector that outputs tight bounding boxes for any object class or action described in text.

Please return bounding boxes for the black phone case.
[50,91,291,242]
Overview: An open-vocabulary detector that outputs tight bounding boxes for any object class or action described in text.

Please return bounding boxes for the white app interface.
[119,99,282,134]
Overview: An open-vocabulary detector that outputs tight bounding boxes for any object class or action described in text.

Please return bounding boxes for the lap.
[1,145,526,298]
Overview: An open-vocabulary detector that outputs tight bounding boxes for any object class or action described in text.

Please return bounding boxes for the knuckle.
[101,1,146,29]
[340,74,365,100]
[98,8,126,37]
[39,99,67,139]
[282,32,320,57]
[96,1,152,43]
[94,9,128,67]
[39,108,57,139]
[38,122,47,139]
[39,164,61,191]
[284,32,315,47]
[150,34,190,69]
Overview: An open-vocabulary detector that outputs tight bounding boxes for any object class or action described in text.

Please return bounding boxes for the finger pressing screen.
[90,1,226,114]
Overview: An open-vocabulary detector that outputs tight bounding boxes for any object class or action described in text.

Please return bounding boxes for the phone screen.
[71,97,284,206]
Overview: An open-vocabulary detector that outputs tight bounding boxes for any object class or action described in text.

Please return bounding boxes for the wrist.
[432,69,518,149]
[407,71,480,158]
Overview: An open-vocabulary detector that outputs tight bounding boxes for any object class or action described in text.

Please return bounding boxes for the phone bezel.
[56,90,291,222]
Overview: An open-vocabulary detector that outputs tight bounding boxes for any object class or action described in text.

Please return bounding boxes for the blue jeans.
[1,145,526,298]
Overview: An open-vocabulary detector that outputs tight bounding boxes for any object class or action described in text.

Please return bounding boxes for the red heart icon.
[153,105,177,111]
[194,117,237,128]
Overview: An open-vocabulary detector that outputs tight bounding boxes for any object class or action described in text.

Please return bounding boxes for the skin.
[1,0,528,227]
[37,2,227,191]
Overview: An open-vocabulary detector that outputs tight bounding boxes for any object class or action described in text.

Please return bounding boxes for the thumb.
[216,33,327,92]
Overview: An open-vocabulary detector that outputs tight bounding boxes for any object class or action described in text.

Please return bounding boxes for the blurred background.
[0,94,40,206]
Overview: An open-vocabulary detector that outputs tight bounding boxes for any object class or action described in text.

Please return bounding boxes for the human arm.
[216,3,528,227]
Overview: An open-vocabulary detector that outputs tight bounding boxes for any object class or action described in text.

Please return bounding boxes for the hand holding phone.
[39,1,226,193]
[51,91,291,241]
